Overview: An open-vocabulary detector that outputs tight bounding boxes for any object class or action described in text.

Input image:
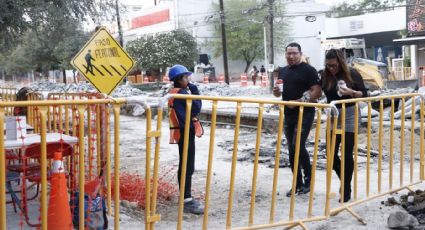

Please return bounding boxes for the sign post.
[71,27,135,95]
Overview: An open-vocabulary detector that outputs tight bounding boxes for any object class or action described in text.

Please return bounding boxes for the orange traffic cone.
[48,152,72,230]
[218,74,225,83]
[261,74,268,87]
[203,75,209,84]
[240,74,248,87]
[163,75,170,83]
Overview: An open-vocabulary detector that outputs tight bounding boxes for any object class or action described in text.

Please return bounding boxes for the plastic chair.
[6,141,74,227]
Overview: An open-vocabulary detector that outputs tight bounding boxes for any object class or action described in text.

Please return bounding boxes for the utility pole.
[115,0,124,47]
[115,0,126,83]
[267,0,274,93]
[219,0,230,84]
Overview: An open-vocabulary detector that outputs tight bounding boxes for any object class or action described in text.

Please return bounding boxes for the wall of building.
[325,8,406,38]
[115,0,332,77]
[283,0,328,70]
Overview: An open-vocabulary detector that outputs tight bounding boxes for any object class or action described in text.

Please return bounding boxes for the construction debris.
[384,190,425,228]
[387,210,419,229]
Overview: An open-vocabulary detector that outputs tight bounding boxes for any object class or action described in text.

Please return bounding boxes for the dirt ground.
[116,114,425,230]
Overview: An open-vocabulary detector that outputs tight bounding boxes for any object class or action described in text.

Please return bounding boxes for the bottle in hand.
[276,79,284,92]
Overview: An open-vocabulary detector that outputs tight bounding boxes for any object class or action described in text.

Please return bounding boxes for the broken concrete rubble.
[387,210,419,229]
[385,190,425,227]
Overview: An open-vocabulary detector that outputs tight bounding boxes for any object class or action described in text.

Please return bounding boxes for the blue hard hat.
[168,64,192,81]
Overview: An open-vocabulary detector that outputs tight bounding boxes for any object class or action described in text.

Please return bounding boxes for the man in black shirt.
[273,42,322,197]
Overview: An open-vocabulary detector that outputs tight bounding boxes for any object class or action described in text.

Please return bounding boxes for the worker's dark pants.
[178,127,195,199]
[284,111,314,188]
[332,132,355,197]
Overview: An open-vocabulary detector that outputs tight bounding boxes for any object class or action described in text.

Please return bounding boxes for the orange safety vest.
[168,88,181,144]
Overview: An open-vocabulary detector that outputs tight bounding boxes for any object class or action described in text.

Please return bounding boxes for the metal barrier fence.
[3,92,423,229]
[329,93,425,224]
[390,67,415,81]
[0,98,126,230]
[144,93,425,230]
[144,94,338,230]
[0,87,17,115]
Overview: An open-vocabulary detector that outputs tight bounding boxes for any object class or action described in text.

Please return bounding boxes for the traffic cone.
[218,74,225,83]
[261,74,268,87]
[163,75,170,83]
[203,75,209,84]
[240,74,248,87]
[48,152,72,230]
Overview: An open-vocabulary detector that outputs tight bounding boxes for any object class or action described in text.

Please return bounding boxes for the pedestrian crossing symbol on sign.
[71,27,135,95]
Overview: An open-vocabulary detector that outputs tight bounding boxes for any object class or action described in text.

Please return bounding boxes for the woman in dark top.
[320,49,367,202]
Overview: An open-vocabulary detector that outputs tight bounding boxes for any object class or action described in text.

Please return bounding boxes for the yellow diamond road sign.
[71,28,135,95]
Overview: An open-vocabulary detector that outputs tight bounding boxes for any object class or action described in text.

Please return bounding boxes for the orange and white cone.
[218,74,225,83]
[48,152,72,230]
[203,75,209,84]
[163,75,170,83]
[261,74,268,87]
[240,74,248,87]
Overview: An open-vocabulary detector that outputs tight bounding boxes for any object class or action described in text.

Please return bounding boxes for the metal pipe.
[203,101,218,229]
[410,97,415,183]
[366,102,371,197]
[390,99,395,189]
[77,105,85,230]
[308,109,321,217]
[226,102,242,229]
[269,105,284,222]
[145,108,152,230]
[401,98,405,186]
[340,104,346,204]
[176,99,192,230]
[249,103,264,225]
[378,100,383,193]
[353,103,359,200]
[289,106,304,220]
[113,104,121,230]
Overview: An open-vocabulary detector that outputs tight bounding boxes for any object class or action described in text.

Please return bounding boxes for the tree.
[0,0,114,51]
[330,0,405,17]
[1,15,89,80]
[126,30,198,79]
[208,0,288,73]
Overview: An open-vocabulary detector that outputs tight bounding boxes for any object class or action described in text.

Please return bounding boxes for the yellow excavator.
[321,38,388,90]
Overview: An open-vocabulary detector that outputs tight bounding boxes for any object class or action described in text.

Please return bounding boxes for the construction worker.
[273,42,322,197]
[320,49,367,202]
[168,64,204,214]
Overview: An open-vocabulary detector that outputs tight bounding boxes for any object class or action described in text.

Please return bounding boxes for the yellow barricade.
[144,94,338,230]
[0,87,17,115]
[329,93,425,224]
[0,98,125,230]
[144,93,425,229]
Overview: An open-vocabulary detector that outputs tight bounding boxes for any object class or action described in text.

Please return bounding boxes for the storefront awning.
[393,36,425,45]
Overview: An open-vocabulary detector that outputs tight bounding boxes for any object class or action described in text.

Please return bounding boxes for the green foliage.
[208,0,288,73]
[330,0,405,17]
[1,17,89,74]
[0,0,114,50]
[126,30,198,73]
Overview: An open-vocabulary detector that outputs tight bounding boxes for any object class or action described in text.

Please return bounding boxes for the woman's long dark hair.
[321,49,353,91]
